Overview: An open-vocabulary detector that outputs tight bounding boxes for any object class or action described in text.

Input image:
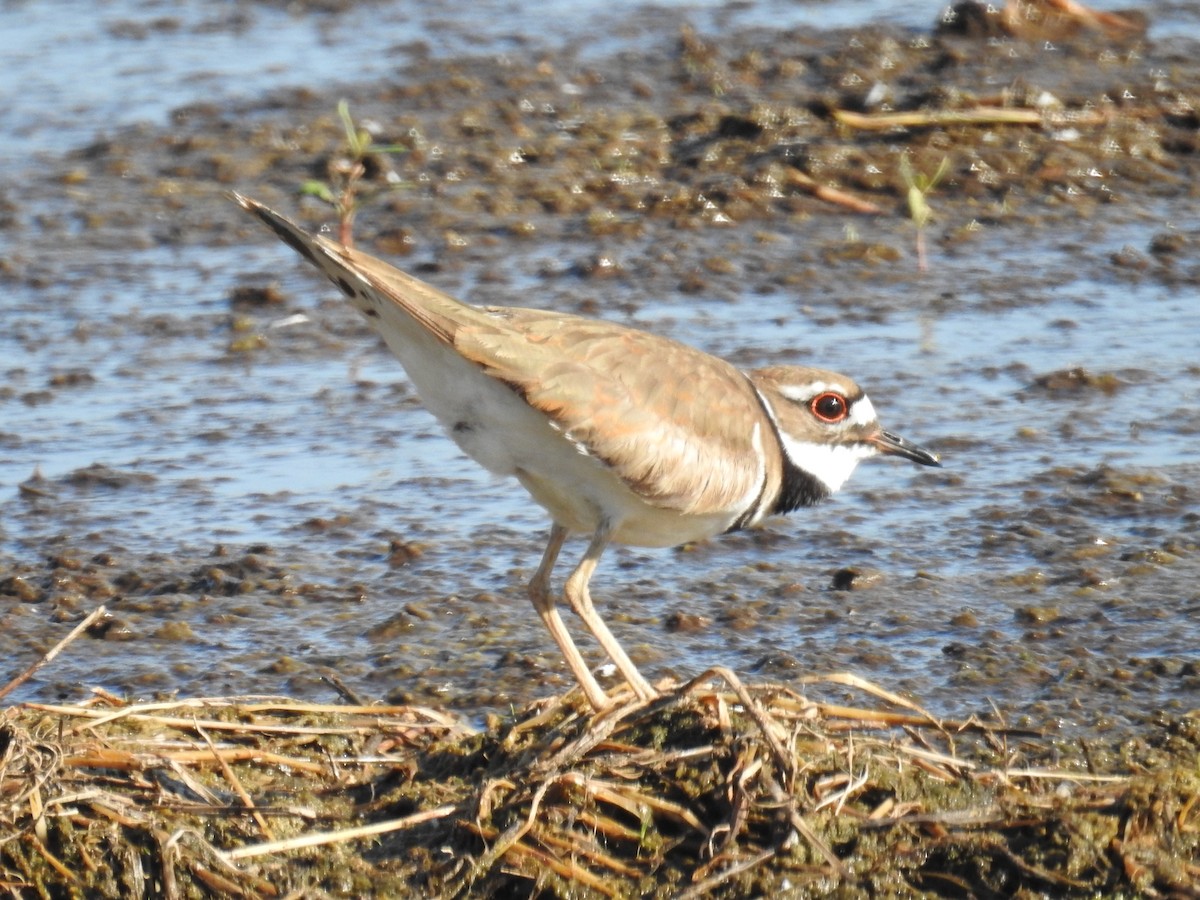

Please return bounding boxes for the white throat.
[777,434,877,494]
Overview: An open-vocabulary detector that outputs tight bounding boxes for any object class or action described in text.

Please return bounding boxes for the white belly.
[373,324,736,547]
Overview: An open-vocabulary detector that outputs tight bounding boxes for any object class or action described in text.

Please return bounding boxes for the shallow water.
[1,0,1198,735]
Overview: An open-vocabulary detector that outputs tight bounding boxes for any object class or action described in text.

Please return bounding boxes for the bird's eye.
[810,391,849,423]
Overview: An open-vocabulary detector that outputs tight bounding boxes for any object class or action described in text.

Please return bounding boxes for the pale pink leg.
[563,523,658,704]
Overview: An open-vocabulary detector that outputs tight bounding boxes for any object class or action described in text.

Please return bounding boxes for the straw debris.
[2,668,1197,897]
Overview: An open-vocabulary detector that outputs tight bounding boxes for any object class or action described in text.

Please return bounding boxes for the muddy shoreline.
[2,3,1199,739]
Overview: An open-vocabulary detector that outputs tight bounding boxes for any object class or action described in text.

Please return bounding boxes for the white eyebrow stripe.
[777,382,837,403]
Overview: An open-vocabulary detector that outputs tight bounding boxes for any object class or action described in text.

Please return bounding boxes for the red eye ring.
[810,391,849,423]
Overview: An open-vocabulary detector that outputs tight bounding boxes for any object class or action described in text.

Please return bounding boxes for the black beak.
[869,430,942,467]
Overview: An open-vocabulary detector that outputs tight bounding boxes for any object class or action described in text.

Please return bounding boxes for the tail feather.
[231,192,470,346]
[231,192,333,274]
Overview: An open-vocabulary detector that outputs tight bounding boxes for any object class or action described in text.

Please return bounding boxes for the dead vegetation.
[2,664,1198,898]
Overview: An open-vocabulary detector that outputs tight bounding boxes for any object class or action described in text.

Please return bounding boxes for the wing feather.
[456,317,770,516]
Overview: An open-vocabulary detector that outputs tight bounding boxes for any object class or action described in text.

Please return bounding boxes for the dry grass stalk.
[2,671,1197,896]
[0,606,108,704]
[781,168,884,215]
[833,106,1112,132]
[222,804,456,862]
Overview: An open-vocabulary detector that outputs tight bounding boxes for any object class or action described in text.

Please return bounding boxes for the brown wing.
[456,314,772,517]
[234,194,771,517]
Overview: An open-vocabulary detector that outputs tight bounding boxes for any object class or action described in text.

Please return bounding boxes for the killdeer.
[233,194,941,711]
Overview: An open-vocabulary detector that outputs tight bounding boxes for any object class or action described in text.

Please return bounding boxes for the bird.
[232,193,942,712]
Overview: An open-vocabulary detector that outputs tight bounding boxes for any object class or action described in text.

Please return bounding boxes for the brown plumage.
[234,194,940,710]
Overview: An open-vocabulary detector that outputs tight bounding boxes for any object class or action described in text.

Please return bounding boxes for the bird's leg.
[564,522,659,703]
[527,523,611,711]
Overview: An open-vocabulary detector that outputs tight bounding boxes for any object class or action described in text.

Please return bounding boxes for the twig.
[683,668,850,881]
[705,667,792,779]
[0,605,107,703]
[531,693,652,776]
[154,829,181,900]
[196,722,275,842]
[833,106,1109,131]
[782,168,883,215]
[1041,0,1143,35]
[800,671,943,726]
[190,863,253,897]
[29,705,413,738]
[26,696,468,729]
[760,766,850,881]
[559,771,707,833]
[463,822,620,897]
[677,848,777,900]
[534,828,644,877]
[220,805,456,861]
[472,776,554,875]
[26,834,78,884]
[320,671,367,706]
[65,745,328,775]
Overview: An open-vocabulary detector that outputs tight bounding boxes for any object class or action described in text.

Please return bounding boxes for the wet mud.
[2,1,1199,740]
